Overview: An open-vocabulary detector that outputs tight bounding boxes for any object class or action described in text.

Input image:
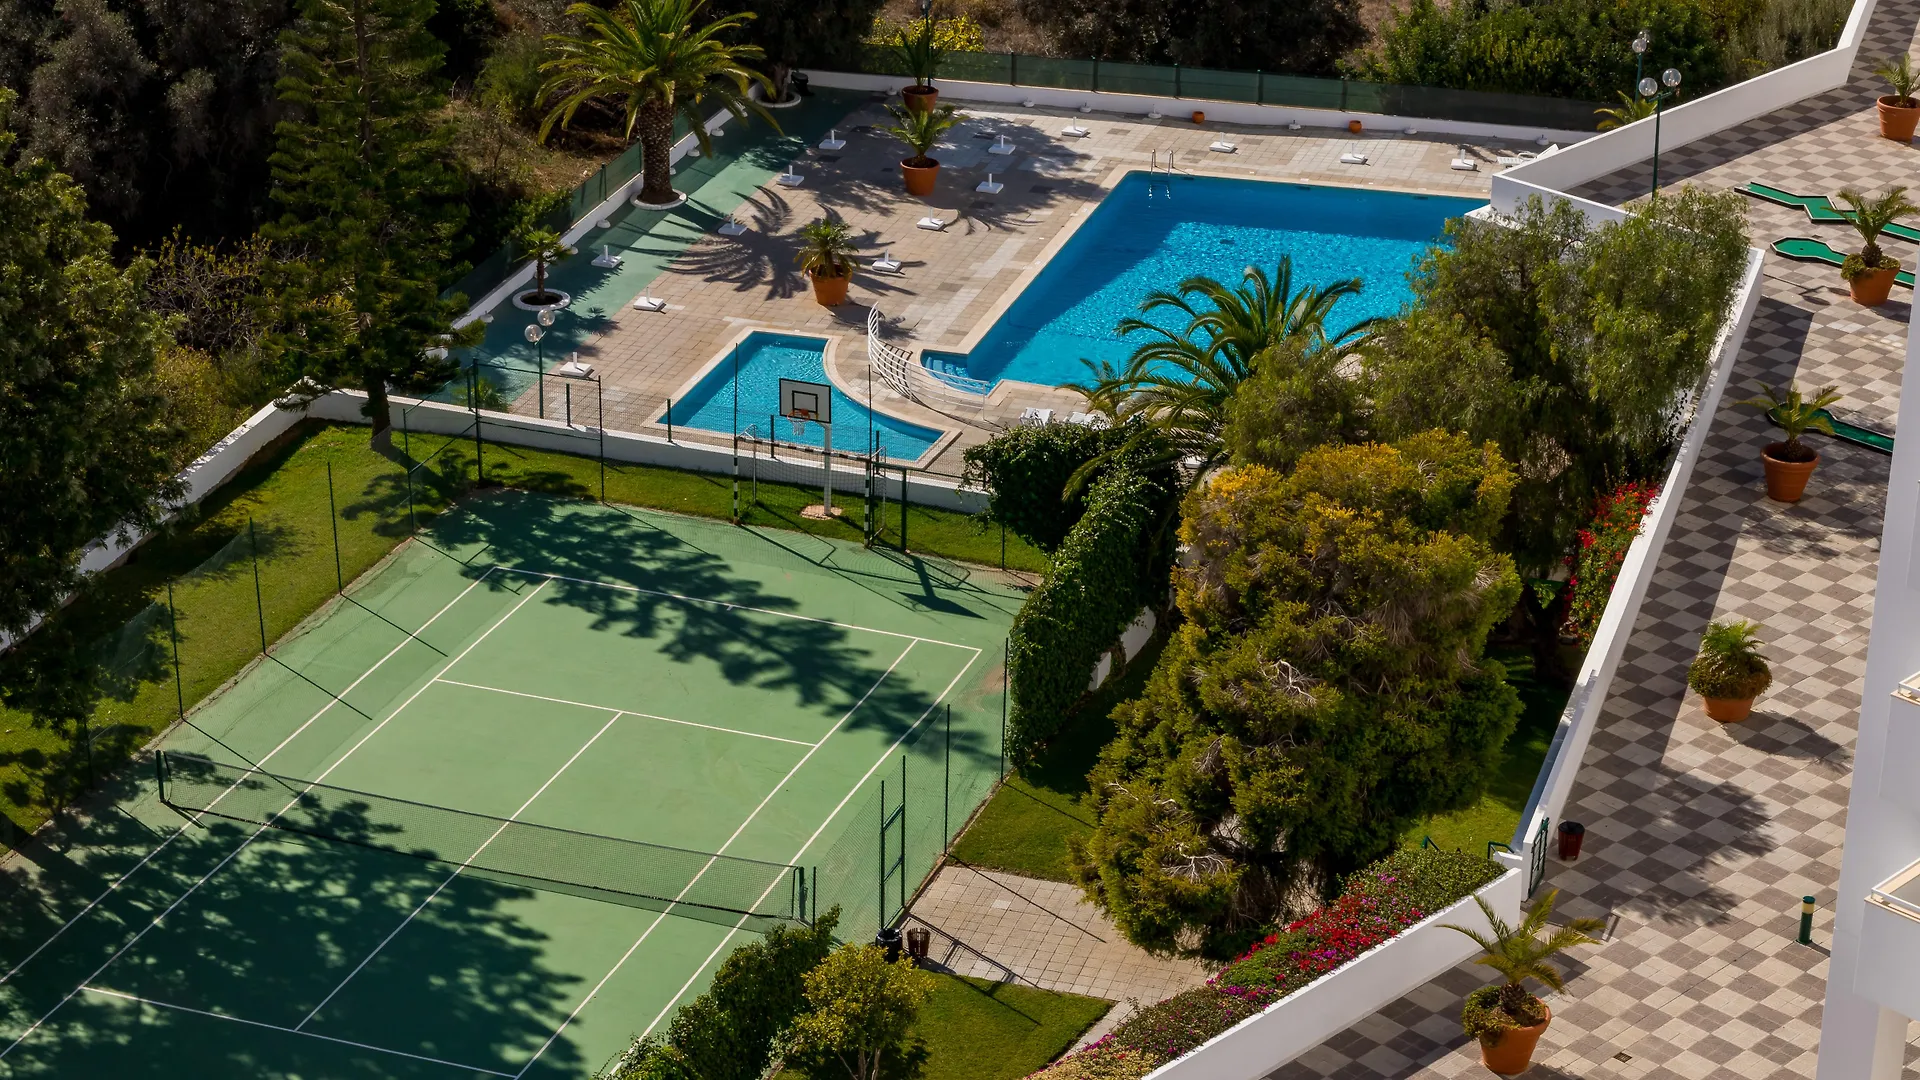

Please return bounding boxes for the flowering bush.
[1027,850,1501,1079]
[1561,481,1660,648]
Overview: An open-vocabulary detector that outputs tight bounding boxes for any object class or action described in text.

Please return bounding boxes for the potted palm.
[884,103,957,197]
[892,15,946,112]
[1878,54,1920,140]
[1738,382,1842,501]
[1837,185,1917,306]
[1444,889,1604,1077]
[513,225,575,310]
[796,218,858,306]
[1687,619,1772,723]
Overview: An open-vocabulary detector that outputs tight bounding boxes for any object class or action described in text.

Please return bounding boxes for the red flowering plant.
[1561,481,1660,648]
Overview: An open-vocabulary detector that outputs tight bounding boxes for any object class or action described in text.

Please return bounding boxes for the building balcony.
[1859,858,1920,1018]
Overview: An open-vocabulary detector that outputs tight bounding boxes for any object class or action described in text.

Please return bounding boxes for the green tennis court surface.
[0,492,1022,1078]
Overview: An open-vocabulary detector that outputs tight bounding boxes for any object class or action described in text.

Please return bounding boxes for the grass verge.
[915,974,1111,1080]
[949,632,1167,882]
[0,420,1039,851]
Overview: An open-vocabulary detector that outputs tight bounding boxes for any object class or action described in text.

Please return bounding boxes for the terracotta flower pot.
[810,271,850,307]
[1191,110,1206,124]
[901,85,938,113]
[1703,695,1755,723]
[1480,1004,1550,1077]
[1879,95,1920,141]
[1349,119,1364,133]
[1849,264,1900,306]
[1761,444,1819,502]
[901,158,940,197]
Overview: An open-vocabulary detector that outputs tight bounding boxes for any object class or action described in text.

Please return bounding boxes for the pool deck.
[486,96,1511,475]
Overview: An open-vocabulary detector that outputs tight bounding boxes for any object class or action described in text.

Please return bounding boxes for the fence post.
[248,518,268,655]
[667,398,674,442]
[597,378,606,503]
[899,467,909,551]
[1175,64,1181,98]
[1341,76,1349,111]
[900,753,908,919]
[1000,639,1010,780]
[1092,57,1099,93]
[1010,51,1017,86]
[1257,69,1264,105]
[943,703,952,850]
[326,461,343,594]
[167,583,185,723]
[878,779,887,931]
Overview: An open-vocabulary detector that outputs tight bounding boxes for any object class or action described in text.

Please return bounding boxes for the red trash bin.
[1557,821,1586,860]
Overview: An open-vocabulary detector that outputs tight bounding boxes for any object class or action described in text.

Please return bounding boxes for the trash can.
[1557,821,1586,861]
[875,926,903,964]
[905,927,931,962]
[791,71,811,97]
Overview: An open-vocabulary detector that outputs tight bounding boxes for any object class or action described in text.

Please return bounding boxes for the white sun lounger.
[1451,157,1478,171]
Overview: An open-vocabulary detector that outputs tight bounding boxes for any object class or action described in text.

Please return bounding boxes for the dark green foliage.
[603,909,840,1080]
[1007,456,1181,758]
[428,0,499,84]
[1344,847,1505,913]
[961,422,1144,553]
[1686,619,1772,699]
[0,88,184,639]
[265,0,473,441]
[1366,189,1749,580]
[1018,0,1364,76]
[1221,337,1367,472]
[1070,434,1522,956]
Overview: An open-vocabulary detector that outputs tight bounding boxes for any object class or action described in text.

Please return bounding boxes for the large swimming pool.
[667,332,943,463]
[924,175,1483,388]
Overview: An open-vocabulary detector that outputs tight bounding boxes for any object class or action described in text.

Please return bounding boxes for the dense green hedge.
[1006,460,1178,757]
[961,422,1141,554]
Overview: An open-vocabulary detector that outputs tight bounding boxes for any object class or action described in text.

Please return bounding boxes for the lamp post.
[1631,30,1650,102]
[1641,66,1682,197]
[524,307,557,418]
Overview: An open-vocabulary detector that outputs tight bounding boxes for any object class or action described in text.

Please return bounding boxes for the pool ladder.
[1148,149,1175,199]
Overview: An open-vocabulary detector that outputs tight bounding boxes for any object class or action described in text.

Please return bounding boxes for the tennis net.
[157,751,809,924]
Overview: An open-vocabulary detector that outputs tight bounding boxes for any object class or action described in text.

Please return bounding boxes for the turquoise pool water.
[667,332,943,463]
[924,175,1483,388]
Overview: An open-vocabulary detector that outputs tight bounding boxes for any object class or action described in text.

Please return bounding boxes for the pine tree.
[265,0,470,444]
[0,88,184,637]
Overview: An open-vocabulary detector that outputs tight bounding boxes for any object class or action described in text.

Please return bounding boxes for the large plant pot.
[1849,264,1900,306]
[901,84,939,113]
[1879,95,1920,140]
[1761,444,1819,502]
[810,271,850,307]
[1480,1005,1550,1077]
[1703,695,1756,723]
[902,158,940,197]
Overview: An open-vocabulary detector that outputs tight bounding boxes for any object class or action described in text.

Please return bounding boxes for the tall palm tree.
[538,0,774,207]
[1071,259,1371,465]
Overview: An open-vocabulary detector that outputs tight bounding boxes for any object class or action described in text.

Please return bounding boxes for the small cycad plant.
[1837,185,1918,280]
[1738,381,1841,464]
[1879,53,1920,108]
[1687,618,1773,701]
[1444,889,1604,1044]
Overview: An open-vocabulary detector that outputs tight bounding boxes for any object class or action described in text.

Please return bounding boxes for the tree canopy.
[0,88,184,637]
[1072,432,1523,957]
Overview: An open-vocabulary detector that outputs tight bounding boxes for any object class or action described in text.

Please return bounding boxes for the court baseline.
[433,679,816,748]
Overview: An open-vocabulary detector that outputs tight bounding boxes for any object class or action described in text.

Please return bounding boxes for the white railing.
[867,306,992,415]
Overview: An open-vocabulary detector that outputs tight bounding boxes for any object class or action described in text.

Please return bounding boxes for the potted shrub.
[883,103,957,197]
[796,218,858,307]
[1836,185,1917,306]
[1738,382,1842,501]
[513,225,575,310]
[1444,889,1604,1077]
[1878,54,1920,140]
[1686,618,1772,723]
[891,15,946,112]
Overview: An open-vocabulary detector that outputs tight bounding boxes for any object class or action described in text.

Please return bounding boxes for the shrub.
[1561,481,1660,647]
[1006,455,1179,756]
[961,422,1138,553]
[784,943,936,1080]
[1028,849,1501,1080]
[1686,619,1772,700]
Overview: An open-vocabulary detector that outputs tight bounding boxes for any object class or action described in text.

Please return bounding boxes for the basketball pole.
[730,344,740,524]
[823,421,832,513]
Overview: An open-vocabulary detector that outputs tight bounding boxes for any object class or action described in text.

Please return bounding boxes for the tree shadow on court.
[0,803,593,1079]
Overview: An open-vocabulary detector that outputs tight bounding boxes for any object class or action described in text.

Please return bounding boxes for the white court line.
[637,649,982,1042]
[0,564,499,989]
[491,565,978,651]
[0,578,552,1063]
[297,706,624,1031]
[435,679,816,748]
[511,639,925,1079]
[78,986,515,1078]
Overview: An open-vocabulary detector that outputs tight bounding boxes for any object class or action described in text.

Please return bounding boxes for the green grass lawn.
[1404,645,1572,856]
[0,420,1040,851]
[914,974,1110,1080]
[949,634,1167,882]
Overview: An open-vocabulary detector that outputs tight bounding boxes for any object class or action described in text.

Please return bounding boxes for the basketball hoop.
[789,411,813,439]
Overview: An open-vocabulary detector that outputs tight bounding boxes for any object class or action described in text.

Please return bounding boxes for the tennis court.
[0,491,1022,1078]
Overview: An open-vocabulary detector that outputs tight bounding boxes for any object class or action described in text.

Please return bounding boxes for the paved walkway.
[1270,1,1920,1077]
[908,862,1211,1041]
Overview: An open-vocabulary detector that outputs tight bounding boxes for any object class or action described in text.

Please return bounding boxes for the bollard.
[1799,895,1815,945]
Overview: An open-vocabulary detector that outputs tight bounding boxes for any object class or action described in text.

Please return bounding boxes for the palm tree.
[1837,185,1919,273]
[796,218,858,279]
[538,0,774,207]
[513,224,575,304]
[1444,889,1605,1023]
[1594,90,1655,130]
[1070,259,1371,465]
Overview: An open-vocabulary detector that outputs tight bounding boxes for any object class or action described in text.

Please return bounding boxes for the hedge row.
[1029,849,1504,1080]
[1006,459,1177,757]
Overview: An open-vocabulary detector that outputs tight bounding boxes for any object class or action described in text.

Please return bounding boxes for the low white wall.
[1495,0,1876,199]
[801,69,1596,146]
[1146,868,1526,1080]
[307,390,988,515]
[1088,607,1156,690]
[1507,244,1767,859]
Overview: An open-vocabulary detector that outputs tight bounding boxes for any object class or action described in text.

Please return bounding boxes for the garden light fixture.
[1642,67,1682,197]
